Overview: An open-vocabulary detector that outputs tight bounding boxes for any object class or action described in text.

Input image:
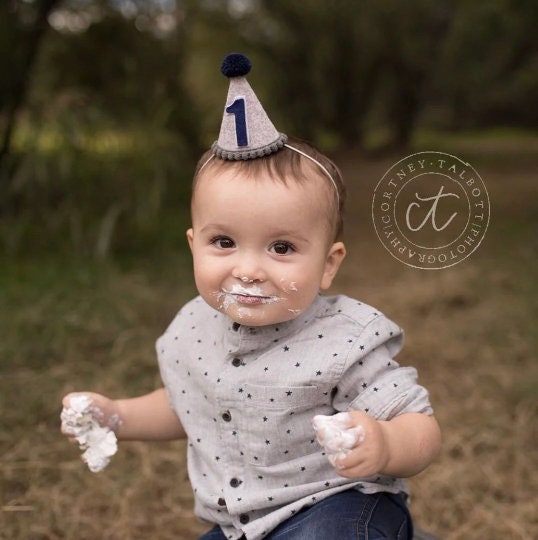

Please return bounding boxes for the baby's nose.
[232,253,267,283]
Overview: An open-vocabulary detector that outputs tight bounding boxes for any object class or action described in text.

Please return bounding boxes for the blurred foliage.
[0,0,537,259]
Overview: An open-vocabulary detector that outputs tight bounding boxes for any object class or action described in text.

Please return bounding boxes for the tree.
[377,0,451,148]
[195,0,451,150]
[0,0,62,167]
[437,0,538,129]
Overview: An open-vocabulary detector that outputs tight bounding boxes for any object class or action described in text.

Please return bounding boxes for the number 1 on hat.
[226,97,248,147]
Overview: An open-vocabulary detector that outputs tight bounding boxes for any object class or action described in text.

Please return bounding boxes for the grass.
[3,119,194,259]
[1,134,537,539]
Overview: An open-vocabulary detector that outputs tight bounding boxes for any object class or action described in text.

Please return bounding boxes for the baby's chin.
[221,304,302,328]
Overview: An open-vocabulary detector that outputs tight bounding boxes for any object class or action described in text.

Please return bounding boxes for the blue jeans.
[199,490,413,540]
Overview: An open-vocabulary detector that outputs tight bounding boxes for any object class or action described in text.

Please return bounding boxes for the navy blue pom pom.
[221,53,252,78]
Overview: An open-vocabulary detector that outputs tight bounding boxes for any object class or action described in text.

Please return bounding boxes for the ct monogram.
[372,152,490,269]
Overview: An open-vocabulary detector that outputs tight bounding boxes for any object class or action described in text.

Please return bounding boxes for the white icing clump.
[312,413,365,468]
[61,395,118,473]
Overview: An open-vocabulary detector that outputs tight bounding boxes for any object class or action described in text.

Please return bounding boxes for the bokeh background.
[1,1,536,539]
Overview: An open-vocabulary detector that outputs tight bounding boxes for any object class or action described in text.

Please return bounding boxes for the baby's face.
[187,167,346,326]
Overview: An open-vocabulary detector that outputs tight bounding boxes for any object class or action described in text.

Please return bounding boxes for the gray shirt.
[157,294,433,540]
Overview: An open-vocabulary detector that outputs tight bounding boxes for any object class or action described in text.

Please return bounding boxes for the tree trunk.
[0,0,61,169]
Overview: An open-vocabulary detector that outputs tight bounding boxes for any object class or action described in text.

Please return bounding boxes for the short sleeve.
[333,316,433,419]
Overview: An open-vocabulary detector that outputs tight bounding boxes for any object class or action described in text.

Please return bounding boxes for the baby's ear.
[320,242,346,290]
[186,229,194,250]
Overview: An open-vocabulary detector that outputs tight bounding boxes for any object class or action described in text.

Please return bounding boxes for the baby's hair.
[193,137,346,241]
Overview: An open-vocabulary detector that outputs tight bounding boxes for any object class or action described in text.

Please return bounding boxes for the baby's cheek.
[279,278,300,294]
[277,279,300,313]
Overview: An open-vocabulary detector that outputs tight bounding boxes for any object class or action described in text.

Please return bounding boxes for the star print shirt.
[157,294,433,540]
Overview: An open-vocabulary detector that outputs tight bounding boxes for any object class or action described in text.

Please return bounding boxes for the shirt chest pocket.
[237,383,333,467]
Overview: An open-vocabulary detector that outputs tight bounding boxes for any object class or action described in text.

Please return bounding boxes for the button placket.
[215,354,245,505]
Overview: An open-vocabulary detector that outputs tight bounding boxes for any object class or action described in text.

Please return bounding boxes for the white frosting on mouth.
[61,395,118,473]
[220,284,281,304]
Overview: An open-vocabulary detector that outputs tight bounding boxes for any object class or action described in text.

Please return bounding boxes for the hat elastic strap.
[284,144,340,207]
[196,146,340,207]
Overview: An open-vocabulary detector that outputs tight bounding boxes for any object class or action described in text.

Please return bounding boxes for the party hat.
[212,53,287,160]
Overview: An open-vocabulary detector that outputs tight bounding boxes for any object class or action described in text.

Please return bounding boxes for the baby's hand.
[60,392,121,472]
[312,412,364,454]
[312,411,389,479]
[61,392,121,435]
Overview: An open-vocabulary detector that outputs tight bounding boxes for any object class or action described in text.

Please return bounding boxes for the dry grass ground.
[1,135,537,539]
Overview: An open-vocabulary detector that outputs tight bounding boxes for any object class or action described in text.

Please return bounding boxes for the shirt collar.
[224,294,325,353]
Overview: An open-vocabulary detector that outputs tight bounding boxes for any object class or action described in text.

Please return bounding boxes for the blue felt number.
[226,97,248,147]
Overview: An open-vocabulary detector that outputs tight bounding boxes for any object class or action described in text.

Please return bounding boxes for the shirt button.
[222,410,232,422]
[232,357,242,367]
[229,478,242,488]
[217,497,226,507]
[239,514,250,524]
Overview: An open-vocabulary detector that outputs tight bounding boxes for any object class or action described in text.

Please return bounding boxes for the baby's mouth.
[233,293,277,305]
[221,285,281,305]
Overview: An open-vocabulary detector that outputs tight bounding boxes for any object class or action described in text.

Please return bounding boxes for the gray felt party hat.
[212,53,288,160]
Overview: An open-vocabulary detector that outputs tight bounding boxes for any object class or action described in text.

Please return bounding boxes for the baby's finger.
[61,421,80,436]
[330,447,368,473]
[62,394,74,408]
[328,451,350,470]
[60,422,81,443]
[62,392,91,409]
[319,426,365,454]
[63,433,78,443]
[314,424,338,445]
[313,412,355,445]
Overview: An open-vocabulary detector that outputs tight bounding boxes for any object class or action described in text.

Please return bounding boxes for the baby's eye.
[212,236,235,249]
[270,241,294,255]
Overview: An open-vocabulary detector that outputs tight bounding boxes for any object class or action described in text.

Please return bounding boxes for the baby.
[62,54,441,540]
